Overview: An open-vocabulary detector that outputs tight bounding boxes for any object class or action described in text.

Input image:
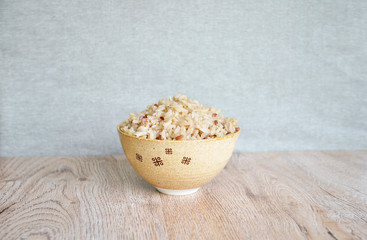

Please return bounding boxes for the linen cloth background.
[1,0,366,156]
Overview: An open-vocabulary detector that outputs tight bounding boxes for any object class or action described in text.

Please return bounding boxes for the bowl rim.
[117,122,240,143]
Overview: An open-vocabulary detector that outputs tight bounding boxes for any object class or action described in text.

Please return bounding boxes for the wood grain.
[1,151,366,239]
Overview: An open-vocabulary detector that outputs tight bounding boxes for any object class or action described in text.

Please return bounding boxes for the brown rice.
[119,94,240,140]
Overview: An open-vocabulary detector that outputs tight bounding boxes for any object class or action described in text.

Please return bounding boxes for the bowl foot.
[155,187,200,195]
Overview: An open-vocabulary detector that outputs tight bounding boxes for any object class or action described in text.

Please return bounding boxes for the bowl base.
[155,187,200,195]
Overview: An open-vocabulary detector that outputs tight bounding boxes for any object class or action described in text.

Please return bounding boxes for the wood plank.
[0,151,366,239]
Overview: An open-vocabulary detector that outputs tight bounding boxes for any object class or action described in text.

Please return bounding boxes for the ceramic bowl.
[117,123,240,195]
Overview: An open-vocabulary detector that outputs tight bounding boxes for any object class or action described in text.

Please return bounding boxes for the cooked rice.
[119,94,240,140]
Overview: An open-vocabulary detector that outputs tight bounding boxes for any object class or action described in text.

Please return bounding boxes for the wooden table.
[1,151,366,239]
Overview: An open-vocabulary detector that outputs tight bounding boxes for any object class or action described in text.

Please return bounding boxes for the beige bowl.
[117,123,240,195]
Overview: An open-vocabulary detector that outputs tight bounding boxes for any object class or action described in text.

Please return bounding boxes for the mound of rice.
[119,94,240,140]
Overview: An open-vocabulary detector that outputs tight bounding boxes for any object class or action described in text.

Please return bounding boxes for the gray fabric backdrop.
[1,0,366,156]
